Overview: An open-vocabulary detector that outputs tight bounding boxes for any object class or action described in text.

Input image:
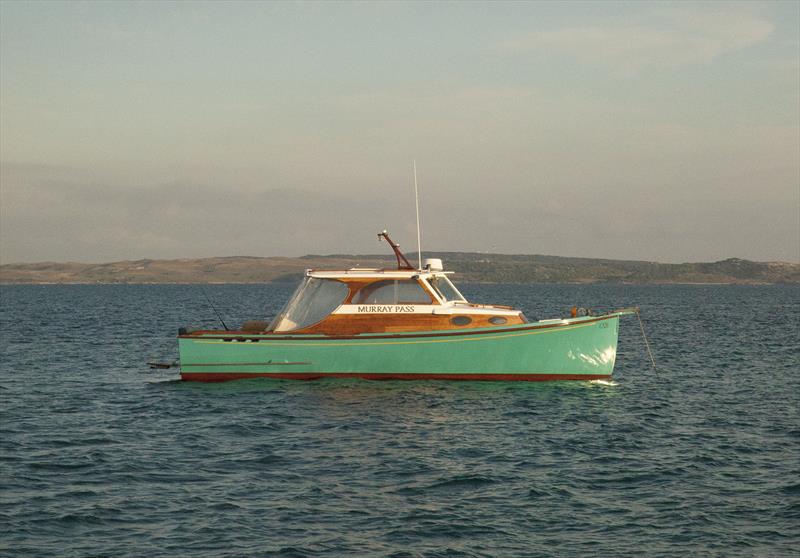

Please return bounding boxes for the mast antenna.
[413,159,422,270]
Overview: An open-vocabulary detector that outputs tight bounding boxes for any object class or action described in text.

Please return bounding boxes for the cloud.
[497,8,774,73]
[0,164,429,263]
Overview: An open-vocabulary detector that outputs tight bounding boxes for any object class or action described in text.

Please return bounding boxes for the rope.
[635,309,658,374]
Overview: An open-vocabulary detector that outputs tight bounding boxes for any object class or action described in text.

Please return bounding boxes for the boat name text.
[356,305,415,313]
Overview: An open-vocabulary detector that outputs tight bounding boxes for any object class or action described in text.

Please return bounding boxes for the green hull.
[178,314,623,382]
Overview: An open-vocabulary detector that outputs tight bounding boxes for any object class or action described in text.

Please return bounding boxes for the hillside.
[1,253,798,284]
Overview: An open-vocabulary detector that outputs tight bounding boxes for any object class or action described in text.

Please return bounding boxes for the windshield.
[426,276,466,303]
[269,277,348,332]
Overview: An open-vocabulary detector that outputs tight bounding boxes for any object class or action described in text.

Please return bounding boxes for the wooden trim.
[289,312,524,335]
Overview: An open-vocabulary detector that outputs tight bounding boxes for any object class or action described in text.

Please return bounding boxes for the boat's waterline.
[178,314,622,382]
[179,372,613,382]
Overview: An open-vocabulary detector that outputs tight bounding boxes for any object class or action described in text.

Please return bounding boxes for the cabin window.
[352,280,432,304]
[451,316,472,326]
[488,316,508,325]
[426,276,466,302]
[270,277,348,332]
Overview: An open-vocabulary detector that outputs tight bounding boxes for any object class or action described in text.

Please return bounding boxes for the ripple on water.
[0,283,798,556]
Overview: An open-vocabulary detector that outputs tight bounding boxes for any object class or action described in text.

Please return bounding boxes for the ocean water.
[1,283,798,557]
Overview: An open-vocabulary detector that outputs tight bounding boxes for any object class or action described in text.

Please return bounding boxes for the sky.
[1,0,798,264]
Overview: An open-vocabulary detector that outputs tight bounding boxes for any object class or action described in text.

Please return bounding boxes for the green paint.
[179,314,627,380]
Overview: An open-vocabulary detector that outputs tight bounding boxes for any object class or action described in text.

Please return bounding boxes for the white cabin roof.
[307,268,453,280]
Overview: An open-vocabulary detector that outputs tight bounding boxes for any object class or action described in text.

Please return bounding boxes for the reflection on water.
[589,379,619,387]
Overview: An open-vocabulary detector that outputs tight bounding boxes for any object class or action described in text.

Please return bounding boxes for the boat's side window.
[352,280,432,304]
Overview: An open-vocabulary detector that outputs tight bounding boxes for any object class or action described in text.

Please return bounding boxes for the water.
[1,283,798,556]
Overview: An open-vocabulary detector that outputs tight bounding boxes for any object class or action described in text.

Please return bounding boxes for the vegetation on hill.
[1,253,797,284]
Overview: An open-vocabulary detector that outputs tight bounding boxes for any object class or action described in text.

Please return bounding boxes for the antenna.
[413,159,422,270]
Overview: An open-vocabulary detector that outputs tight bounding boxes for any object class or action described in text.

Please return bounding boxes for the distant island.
[2,253,798,284]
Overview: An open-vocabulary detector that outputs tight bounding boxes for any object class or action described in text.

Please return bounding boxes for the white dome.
[424,258,443,271]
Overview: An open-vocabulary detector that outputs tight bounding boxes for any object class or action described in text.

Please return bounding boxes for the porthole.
[488,316,508,325]
[451,316,473,326]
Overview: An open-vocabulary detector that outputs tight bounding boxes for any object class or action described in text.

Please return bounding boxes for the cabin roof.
[307,268,452,279]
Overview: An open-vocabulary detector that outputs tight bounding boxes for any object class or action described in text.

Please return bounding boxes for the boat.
[176,231,637,382]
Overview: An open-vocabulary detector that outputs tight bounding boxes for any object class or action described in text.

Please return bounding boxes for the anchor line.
[635,309,658,374]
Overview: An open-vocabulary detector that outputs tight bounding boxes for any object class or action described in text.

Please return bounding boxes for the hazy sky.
[1,0,798,264]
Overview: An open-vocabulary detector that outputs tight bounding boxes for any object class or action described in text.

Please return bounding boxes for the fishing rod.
[147,286,229,370]
[200,286,230,331]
